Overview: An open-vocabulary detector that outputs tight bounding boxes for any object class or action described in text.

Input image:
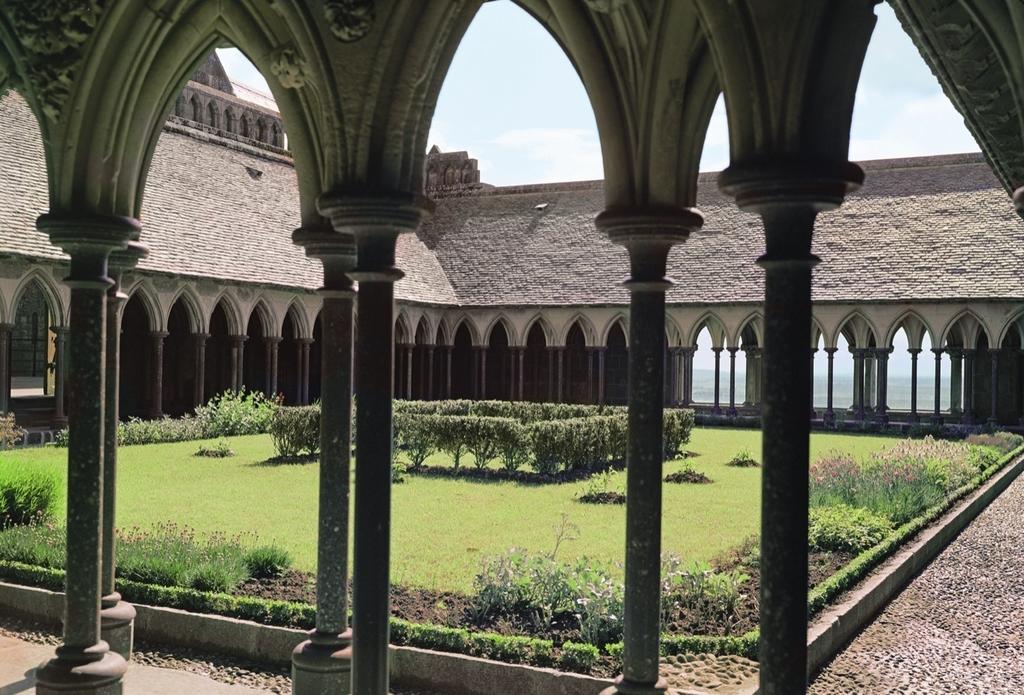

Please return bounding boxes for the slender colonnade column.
[727,347,738,416]
[193,333,209,408]
[963,348,976,424]
[711,346,723,414]
[874,347,890,424]
[0,323,11,414]
[100,242,147,661]
[824,347,837,426]
[148,331,168,418]
[54,326,68,426]
[931,347,943,424]
[598,207,698,695]
[319,192,426,695]
[949,348,963,416]
[908,347,920,423]
[35,213,138,694]
[989,351,999,425]
[291,227,357,693]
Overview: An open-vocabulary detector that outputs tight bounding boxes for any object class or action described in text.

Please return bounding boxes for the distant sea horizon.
[689,367,951,411]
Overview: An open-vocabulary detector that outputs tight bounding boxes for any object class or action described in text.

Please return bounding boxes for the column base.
[727,407,738,417]
[100,594,136,661]
[931,414,944,426]
[291,628,352,695]
[599,675,668,695]
[823,410,835,427]
[36,642,127,694]
[874,412,889,425]
[907,412,920,424]
[711,406,723,415]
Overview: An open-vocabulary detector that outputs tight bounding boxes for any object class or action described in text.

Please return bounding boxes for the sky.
[218,2,979,187]
[216,1,979,377]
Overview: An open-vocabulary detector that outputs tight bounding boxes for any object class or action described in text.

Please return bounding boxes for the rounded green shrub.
[808,504,892,553]
[243,545,293,579]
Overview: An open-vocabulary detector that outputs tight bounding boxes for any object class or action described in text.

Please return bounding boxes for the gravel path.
[810,470,1024,694]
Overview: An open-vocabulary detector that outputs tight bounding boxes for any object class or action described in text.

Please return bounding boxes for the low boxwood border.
[1,444,1019,674]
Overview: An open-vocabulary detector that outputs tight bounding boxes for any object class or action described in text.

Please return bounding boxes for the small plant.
[575,470,625,505]
[392,460,409,484]
[808,504,892,553]
[243,545,292,578]
[194,440,234,458]
[664,465,712,484]
[726,449,759,467]
[966,431,1024,455]
[0,463,58,528]
[0,414,25,449]
[268,405,320,458]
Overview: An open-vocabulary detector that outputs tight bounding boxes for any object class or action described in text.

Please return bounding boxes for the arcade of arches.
[3,2,1024,695]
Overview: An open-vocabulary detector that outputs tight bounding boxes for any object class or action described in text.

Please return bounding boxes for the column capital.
[265,336,283,345]
[711,346,724,355]
[0,323,13,335]
[230,334,249,344]
[193,332,210,343]
[824,347,838,356]
[931,347,944,357]
[293,224,357,292]
[907,347,922,355]
[52,325,70,337]
[109,239,149,273]
[739,345,757,356]
[875,346,893,359]
[150,330,170,340]
[38,212,140,263]
[727,346,739,355]
[296,337,314,346]
[596,206,702,292]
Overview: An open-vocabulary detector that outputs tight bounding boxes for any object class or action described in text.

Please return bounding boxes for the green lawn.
[0,427,895,593]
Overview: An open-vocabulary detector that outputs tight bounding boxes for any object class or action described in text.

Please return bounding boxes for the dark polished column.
[931,348,943,425]
[596,347,607,406]
[319,192,426,695]
[681,347,695,407]
[445,346,453,398]
[718,158,863,695]
[874,347,891,424]
[100,244,146,661]
[291,227,357,693]
[852,348,865,420]
[266,337,281,398]
[908,347,920,423]
[809,347,818,419]
[53,326,68,426]
[426,345,435,400]
[989,351,999,426]
[963,348,976,425]
[556,346,565,403]
[472,346,482,399]
[949,348,963,416]
[405,345,414,400]
[586,347,595,404]
[148,331,168,418]
[824,347,837,426]
[35,213,137,694]
[727,347,738,416]
[193,333,209,408]
[298,338,312,405]
[230,335,247,392]
[597,207,698,695]
[711,347,723,414]
[519,347,526,401]
[0,323,12,414]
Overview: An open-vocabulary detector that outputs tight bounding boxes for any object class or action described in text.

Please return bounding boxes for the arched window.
[190,95,202,123]
[239,115,250,138]
[206,101,219,129]
[256,118,266,143]
[271,122,282,147]
[224,108,236,134]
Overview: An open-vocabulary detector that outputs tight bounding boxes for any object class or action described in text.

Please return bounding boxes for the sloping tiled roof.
[2,92,1022,307]
[423,154,1024,306]
[0,93,457,305]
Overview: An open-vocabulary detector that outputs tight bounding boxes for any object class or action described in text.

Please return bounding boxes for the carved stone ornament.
[270,48,310,89]
[324,0,375,43]
[2,0,105,121]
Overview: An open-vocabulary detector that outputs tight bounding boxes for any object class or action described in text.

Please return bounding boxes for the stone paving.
[809,472,1024,694]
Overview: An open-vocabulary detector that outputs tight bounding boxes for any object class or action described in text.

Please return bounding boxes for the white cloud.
[850,93,979,161]
[491,128,603,184]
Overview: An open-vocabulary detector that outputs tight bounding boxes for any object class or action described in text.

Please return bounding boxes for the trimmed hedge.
[0,464,58,528]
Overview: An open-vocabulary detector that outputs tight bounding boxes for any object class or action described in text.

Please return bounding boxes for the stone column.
[319,192,426,695]
[266,337,281,398]
[556,347,565,403]
[586,347,595,403]
[445,346,453,398]
[727,347,738,416]
[0,323,12,414]
[35,213,138,694]
[874,347,891,424]
[681,346,695,406]
[53,326,68,426]
[852,348,865,419]
[518,347,526,401]
[597,347,607,406]
[405,345,414,400]
[863,352,876,412]
[148,331,168,418]
[508,347,516,401]
[230,335,247,392]
[298,338,312,405]
[100,243,146,661]
[290,227,357,692]
[193,333,209,408]
[425,346,435,401]
[931,348,943,425]
[963,348,976,425]
[989,351,999,426]
[479,347,487,399]
[824,347,837,426]
[597,207,697,695]
[907,348,920,423]
[711,347,723,414]
[809,348,817,419]
[949,349,963,415]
